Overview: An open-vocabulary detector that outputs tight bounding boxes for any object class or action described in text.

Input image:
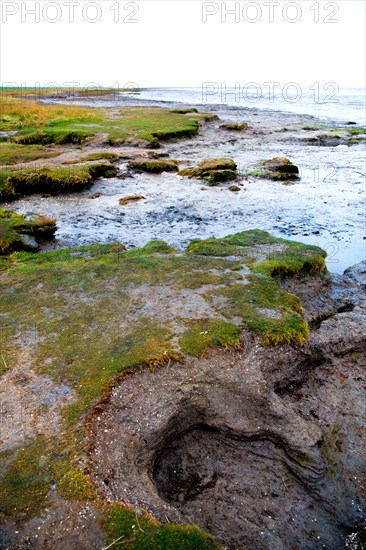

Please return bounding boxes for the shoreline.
[2,94,364,274]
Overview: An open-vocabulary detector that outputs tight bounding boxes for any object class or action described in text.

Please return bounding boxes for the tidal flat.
[1,91,365,274]
[0,90,365,550]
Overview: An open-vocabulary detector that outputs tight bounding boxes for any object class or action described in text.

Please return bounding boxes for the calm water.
[131,87,366,125]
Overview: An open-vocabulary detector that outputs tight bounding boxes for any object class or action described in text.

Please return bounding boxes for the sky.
[0,0,365,89]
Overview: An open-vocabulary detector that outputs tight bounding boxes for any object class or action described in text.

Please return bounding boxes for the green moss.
[179,158,238,184]
[179,158,237,182]
[252,243,326,277]
[62,152,119,164]
[0,162,116,200]
[0,208,56,254]
[345,127,366,135]
[205,169,237,185]
[136,239,177,255]
[0,142,60,165]
[2,97,202,150]
[320,425,340,477]
[128,159,179,173]
[54,321,181,427]
[0,357,7,376]
[219,122,248,131]
[0,436,96,521]
[102,503,221,549]
[108,107,200,143]
[223,230,280,247]
[248,158,299,181]
[187,230,279,257]
[187,231,326,276]
[14,129,90,145]
[187,231,326,345]
[319,125,366,136]
[180,319,241,357]
[187,238,242,258]
[57,468,94,500]
[0,437,57,520]
[247,169,272,178]
[206,276,309,346]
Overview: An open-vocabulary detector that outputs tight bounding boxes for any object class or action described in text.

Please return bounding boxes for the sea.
[127,86,366,126]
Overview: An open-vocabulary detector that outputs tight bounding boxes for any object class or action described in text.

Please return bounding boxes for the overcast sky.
[1,0,365,89]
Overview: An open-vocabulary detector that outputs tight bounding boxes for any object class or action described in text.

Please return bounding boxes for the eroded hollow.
[88,343,366,550]
[152,424,352,550]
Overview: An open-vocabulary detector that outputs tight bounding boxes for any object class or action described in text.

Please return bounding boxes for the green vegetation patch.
[219,122,248,131]
[1,98,202,150]
[247,157,299,181]
[0,142,60,165]
[62,152,119,164]
[252,241,326,277]
[57,467,95,500]
[0,208,56,254]
[320,425,340,478]
[180,319,241,357]
[187,230,326,275]
[128,158,179,173]
[0,435,96,522]
[0,98,98,132]
[320,125,366,136]
[179,158,238,185]
[187,230,326,345]
[0,437,65,520]
[0,162,116,200]
[206,276,309,346]
[102,503,221,549]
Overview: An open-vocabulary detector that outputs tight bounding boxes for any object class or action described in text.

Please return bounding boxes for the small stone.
[119,195,146,206]
[18,234,38,250]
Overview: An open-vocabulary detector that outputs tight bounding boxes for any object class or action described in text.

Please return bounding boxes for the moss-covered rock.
[128,159,179,173]
[248,157,299,181]
[219,122,248,131]
[179,158,238,185]
[0,208,57,254]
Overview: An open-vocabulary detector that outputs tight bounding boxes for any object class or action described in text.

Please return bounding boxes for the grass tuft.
[180,319,241,357]
[102,503,221,549]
